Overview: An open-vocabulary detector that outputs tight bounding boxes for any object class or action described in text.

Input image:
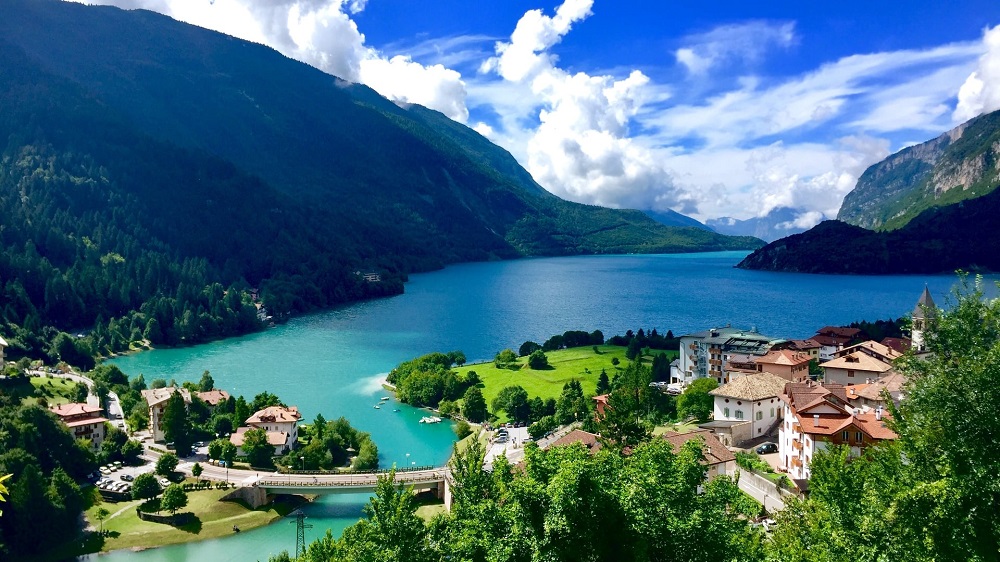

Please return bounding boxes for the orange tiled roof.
[756,349,812,366]
[246,405,300,425]
[230,426,288,447]
[550,429,603,453]
[49,402,103,418]
[662,430,736,465]
[820,351,893,373]
[196,389,231,406]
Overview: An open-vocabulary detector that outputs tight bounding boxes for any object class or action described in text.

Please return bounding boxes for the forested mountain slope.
[737,187,1000,274]
[838,108,1000,230]
[0,0,760,362]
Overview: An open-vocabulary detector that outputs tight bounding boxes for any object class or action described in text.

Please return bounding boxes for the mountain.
[737,187,1000,274]
[705,207,818,242]
[0,0,761,359]
[643,209,712,230]
[838,108,1000,230]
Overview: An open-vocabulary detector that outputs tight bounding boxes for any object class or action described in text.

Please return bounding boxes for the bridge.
[221,466,453,509]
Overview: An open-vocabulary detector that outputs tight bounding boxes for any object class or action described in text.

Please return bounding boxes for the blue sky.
[71,0,1000,227]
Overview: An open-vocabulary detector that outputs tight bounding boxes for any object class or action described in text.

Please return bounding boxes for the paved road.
[737,469,787,513]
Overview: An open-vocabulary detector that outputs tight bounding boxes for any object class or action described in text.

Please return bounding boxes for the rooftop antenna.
[291,510,313,557]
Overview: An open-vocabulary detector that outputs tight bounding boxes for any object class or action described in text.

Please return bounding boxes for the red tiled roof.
[49,402,103,418]
[661,430,736,465]
[816,326,862,338]
[246,405,300,424]
[550,429,603,453]
[230,426,288,447]
[880,337,911,354]
[196,389,231,406]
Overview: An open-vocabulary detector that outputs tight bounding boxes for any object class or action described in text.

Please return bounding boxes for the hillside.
[838,108,1000,230]
[737,187,1000,274]
[0,0,760,361]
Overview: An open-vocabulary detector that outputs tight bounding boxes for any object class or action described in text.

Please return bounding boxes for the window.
[735,410,744,420]
[756,411,763,421]
[856,431,863,443]
[848,370,855,378]
[842,430,849,441]
[724,407,730,417]
[770,408,775,417]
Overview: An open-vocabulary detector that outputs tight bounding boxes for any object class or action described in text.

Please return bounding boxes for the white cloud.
[675,21,797,76]
[481,0,688,212]
[955,24,1000,121]
[68,0,470,121]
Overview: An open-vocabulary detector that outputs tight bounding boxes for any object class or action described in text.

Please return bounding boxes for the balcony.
[791,457,802,468]
[792,440,802,451]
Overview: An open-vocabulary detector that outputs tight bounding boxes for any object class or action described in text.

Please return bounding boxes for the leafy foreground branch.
[272,438,763,562]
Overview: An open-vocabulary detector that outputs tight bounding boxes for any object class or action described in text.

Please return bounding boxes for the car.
[165,442,175,449]
[159,478,170,487]
[121,474,134,482]
[756,443,778,455]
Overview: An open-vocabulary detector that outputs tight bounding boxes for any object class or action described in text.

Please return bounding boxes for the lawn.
[0,375,80,406]
[83,482,304,552]
[455,345,677,407]
[652,421,702,436]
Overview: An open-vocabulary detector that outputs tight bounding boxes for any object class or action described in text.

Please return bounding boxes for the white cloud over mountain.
[67,0,1000,226]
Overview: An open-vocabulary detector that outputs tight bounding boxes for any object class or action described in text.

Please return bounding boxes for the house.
[911,286,937,353]
[50,403,108,450]
[676,326,784,384]
[548,429,603,454]
[879,337,911,354]
[779,381,897,481]
[195,389,231,408]
[706,371,787,445]
[753,349,812,382]
[141,387,192,442]
[231,405,301,455]
[820,351,893,386]
[593,394,609,418]
[778,339,822,360]
[834,340,902,364]
[811,326,862,361]
[0,334,7,365]
[846,371,907,410]
[661,430,737,480]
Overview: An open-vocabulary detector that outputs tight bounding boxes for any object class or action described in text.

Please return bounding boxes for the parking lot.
[92,459,157,498]
[484,425,531,465]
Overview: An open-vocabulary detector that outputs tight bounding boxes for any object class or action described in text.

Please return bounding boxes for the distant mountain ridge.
[643,209,712,230]
[838,108,1000,230]
[706,207,817,242]
[0,0,761,356]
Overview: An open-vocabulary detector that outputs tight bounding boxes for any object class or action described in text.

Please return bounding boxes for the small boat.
[393,409,400,412]
[373,405,381,409]
[380,396,390,401]
[419,416,443,424]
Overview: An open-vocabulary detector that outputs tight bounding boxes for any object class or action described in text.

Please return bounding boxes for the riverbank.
[80,484,308,555]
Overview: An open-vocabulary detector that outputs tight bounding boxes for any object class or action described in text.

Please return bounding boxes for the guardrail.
[257,470,448,488]
[278,465,439,476]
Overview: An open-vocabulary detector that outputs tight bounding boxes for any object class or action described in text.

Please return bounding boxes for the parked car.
[159,478,170,487]
[120,474,134,482]
[756,442,778,455]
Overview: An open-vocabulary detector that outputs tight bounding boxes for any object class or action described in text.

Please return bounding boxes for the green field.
[82,483,303,553]
[0,375,81,406]
[454,346,678,407]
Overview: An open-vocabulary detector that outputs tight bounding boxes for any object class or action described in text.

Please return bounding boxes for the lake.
[92,251,975,561]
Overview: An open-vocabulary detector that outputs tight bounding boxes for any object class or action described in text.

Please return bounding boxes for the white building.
[820,351,893,386]
[50,402,108,450]
[709,371,787,441]
[141,387,191,442]
[231,405,301,455]
[0,335,7,365]
[676,326,783,384]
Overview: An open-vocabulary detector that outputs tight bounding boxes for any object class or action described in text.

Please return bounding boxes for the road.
[34,367,129,432]
[737,469,787,513]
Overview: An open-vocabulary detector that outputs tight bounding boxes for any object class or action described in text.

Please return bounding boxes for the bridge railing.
[257,470,447,488]
[277,465,439,476]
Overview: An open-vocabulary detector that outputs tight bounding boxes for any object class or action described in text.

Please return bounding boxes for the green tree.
[161,390,191,456]
[191,462,203,477]
[453,420,472,440]
[250,391,284,412]
[121,439,143,465]
[625,337,641,360]
[94,506,110,534]
[461,387,488,423]
[555,379,590,424]
[518,340,542,357]
[131,473,160,501]
[677,377,718,422]
[527,349,549,369]
[242,427,274,468]
[493,348,517,368]
[598,362,655,448]
[491,385,530,422]
[156,453,179,476]
[596,369,611,395]
[0,473,9,517]
[332,470,432,561]
[160,484,188,514]
[198,370,214,392]
[353,439,379,470]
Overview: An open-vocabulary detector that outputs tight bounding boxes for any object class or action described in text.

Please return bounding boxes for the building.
[779,381,897,481]
[820,351,893,386]
[708,371,787,445]
[661,430,737,480]
[753,349,813,381]
[195,389,231,408]
[778,339,823,360]
[846,371,907,411]
[811,327,862,361]
[50,403,108,450]
[141,387,192,442]
[676,326,784,384]
[912,286,937,353]
[231,405,301,455]
[834,340,903,364]
[879,337,911,354]
[547,429,603,454]
[592,394,609,418]
[0,334,7,365]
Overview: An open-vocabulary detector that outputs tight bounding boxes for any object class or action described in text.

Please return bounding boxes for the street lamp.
[300,456,305,471]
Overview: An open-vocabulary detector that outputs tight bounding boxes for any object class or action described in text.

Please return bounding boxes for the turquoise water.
[92,252,979,561]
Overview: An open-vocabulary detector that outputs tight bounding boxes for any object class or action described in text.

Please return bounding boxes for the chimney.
[875,407,882,421]
[813,414,819,427]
